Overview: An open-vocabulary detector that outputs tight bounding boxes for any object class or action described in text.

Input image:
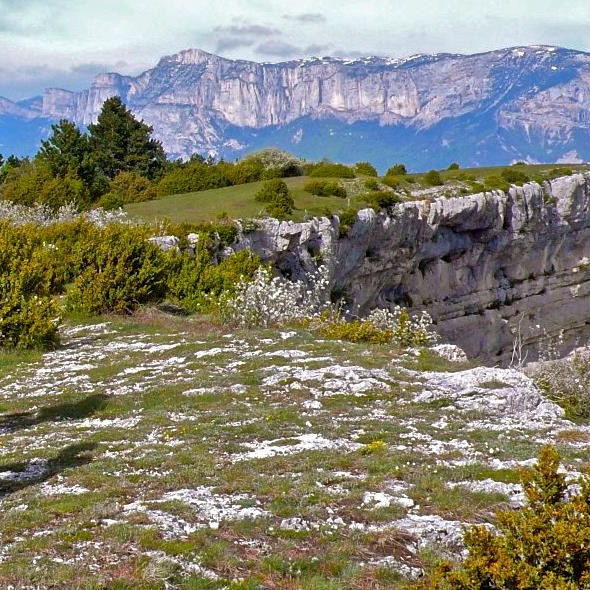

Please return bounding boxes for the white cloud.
[1,0,590,99]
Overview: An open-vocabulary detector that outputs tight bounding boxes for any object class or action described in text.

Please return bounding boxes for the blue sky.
[1,0,590,100]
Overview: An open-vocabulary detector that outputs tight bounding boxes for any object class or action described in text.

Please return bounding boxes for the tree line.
[0,97,308,211]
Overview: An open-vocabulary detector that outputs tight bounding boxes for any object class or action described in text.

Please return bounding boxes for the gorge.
[236,173,590,363]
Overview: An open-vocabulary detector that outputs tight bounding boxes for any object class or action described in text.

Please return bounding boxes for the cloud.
[215,37,257,53]
[255,40,301,57]
[304,44,332,55]
[70,61,128,75]
[213,24,279,37]
[283,13,326,24]
[213,22,280,55]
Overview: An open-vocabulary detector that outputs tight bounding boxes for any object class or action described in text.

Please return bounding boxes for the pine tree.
[87,97,166,181]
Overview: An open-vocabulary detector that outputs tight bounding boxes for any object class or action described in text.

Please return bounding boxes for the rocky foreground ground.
[0,313,586,589]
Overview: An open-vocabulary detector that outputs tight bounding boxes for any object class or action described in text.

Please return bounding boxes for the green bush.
[0,283,60,349]
[501,167,530,184]
[424,169,444,186]
[97,192,124,210]
[338,208,359,237]
[546,167,573,181]
[354,161,378,177]
[365,191,400,209]
[447,162,460,170]
[167,250,260,313]
[484,175,510,192]
[157,161,232,197]
[307,163,356,178]
[303,180,346,198]
[66,225,170,314]
[254,178,289,203]
[319,317,392,344]
[108,171,157,203]
[381,175,403,189]
[414,446,590,590]
[255,179,294,219]
[0,222,62,349]
[364,178,380,191]
[386,163,407,176]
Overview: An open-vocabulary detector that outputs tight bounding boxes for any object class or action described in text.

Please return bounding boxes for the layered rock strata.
[236,173,590,363]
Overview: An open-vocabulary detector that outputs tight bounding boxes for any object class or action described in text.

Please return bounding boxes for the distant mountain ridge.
[3,45,590,170]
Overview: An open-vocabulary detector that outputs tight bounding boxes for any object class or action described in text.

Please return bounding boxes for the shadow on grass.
[0,441,98,496]
[0,393,110,434]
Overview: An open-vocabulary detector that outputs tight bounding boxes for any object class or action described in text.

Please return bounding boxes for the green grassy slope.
[125,164,590,225]
[125,176,365,224]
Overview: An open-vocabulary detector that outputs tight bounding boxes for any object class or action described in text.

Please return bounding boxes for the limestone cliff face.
[236,174,590,364]
[25,45,590,168]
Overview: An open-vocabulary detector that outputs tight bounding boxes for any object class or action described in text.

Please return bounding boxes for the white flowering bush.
[0,200,130,227]
[219,265,331,328]
[220,265,438,347]
[367,307,438,346]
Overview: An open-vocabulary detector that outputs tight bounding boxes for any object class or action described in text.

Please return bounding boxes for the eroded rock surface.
[237,173,590,363]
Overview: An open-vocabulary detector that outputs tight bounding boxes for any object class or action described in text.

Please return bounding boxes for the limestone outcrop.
[236,173,590,363]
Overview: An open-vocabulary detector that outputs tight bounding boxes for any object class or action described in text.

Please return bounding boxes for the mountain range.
[2,45,590,171]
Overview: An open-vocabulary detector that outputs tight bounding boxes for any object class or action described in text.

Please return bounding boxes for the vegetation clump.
[354,161,378,177]
[303,179,346,198]
[415,446,590,590]
[424,169,444,186]
[365,190,401,210]
[306,162,356,178]
[501,167,530,185]
[386,163,407,176]
[254,178,295,218]
[530,348,590,420]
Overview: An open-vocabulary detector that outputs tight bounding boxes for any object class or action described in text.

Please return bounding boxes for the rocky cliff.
[236,173,590,364]
[3,45,590,168]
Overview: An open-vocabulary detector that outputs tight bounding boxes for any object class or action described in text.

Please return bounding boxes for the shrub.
[447,162,460,170]
[354,161,378,177]
[242,148,304,178]
[338,207,359,237]
[365,190,400,209]
[254,178,289,203]
[0,285,60,349]
[156,161,232,197]
[255,179,294,219]
[381,175,403,189]
[318,307,437,347]
[0,222,62,349]
[66,225,170,314]
[546,167,573,181]
[414,446,590,590]
[167,250,260,313]
[367,307,438,347]
[529,348,590,419]
[484,175,510,192]
[303,180,346,198]
[219,265,331,328]
[97,192,124,210]
[307,163,356,178]
[424,170,444,186]
[386,163,407,176]
[501,167,530,184]
[364,178,380,191]
[108,171,157,203]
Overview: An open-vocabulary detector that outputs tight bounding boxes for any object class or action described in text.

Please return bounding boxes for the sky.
[2,0,590,100]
